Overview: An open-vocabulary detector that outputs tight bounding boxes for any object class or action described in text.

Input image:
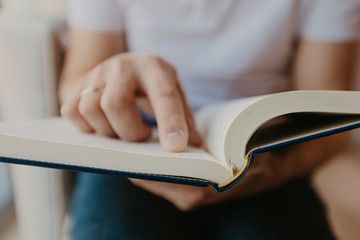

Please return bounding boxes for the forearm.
[292,40,357,91]
[269,40,356,180]
[284,40,357,177]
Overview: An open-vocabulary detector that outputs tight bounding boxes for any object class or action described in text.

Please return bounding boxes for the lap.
[69,173,335,240]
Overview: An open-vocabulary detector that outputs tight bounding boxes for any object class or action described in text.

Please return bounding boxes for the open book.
[1,90,360,191]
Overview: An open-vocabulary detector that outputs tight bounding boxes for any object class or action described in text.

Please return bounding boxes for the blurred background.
[0,0,359,240]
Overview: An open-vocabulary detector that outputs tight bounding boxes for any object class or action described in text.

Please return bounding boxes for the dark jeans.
[69,173,335,240]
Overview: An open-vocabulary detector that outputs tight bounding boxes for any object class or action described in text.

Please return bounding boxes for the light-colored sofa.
[0,1,67,240]
[0,1,360,240]
[0,25,12,222]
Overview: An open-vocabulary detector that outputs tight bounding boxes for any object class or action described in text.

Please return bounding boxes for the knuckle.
[157,84,178,99]
[85,64,105,82]
[60,105,78,119]
[166,62,177,75]
[177,204,193,212]
[100,97,115,113]
[116,57,132,74]
[190,190,207,204]
[100,94,134,113]
[162,115,184,124]
[78,100,97,116]
[141,55,169,70]
[177,191,207,212]
[177,201,196,212]
[92,64,104,75]
[146,55,176,73]
[145,54,164,64]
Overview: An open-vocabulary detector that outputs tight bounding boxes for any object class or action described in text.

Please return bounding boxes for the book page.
[0,118,234,184]
[195,95,265,168]
[0,118,217,161]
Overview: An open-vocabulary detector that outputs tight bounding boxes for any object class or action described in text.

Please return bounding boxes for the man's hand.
[130,131,349,212]
[130,152,289,211]
[61,53,202,152]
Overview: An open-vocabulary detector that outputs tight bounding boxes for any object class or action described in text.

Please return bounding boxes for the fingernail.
[164,130,186,152]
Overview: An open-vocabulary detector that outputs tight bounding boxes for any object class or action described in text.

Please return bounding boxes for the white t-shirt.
[68,0,360,110]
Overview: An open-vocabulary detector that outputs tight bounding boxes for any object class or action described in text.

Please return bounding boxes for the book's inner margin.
[245,112,360,154]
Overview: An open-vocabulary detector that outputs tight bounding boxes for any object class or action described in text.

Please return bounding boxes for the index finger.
[140,65,188,153]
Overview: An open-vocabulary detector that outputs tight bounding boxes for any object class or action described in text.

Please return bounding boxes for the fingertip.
[162,129,188,153]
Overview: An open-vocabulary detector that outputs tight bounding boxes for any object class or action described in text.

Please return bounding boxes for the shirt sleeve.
[299,0,360,41]
[67,0,124,32]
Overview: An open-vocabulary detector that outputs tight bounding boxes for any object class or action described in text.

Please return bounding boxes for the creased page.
[195,95,265,168]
